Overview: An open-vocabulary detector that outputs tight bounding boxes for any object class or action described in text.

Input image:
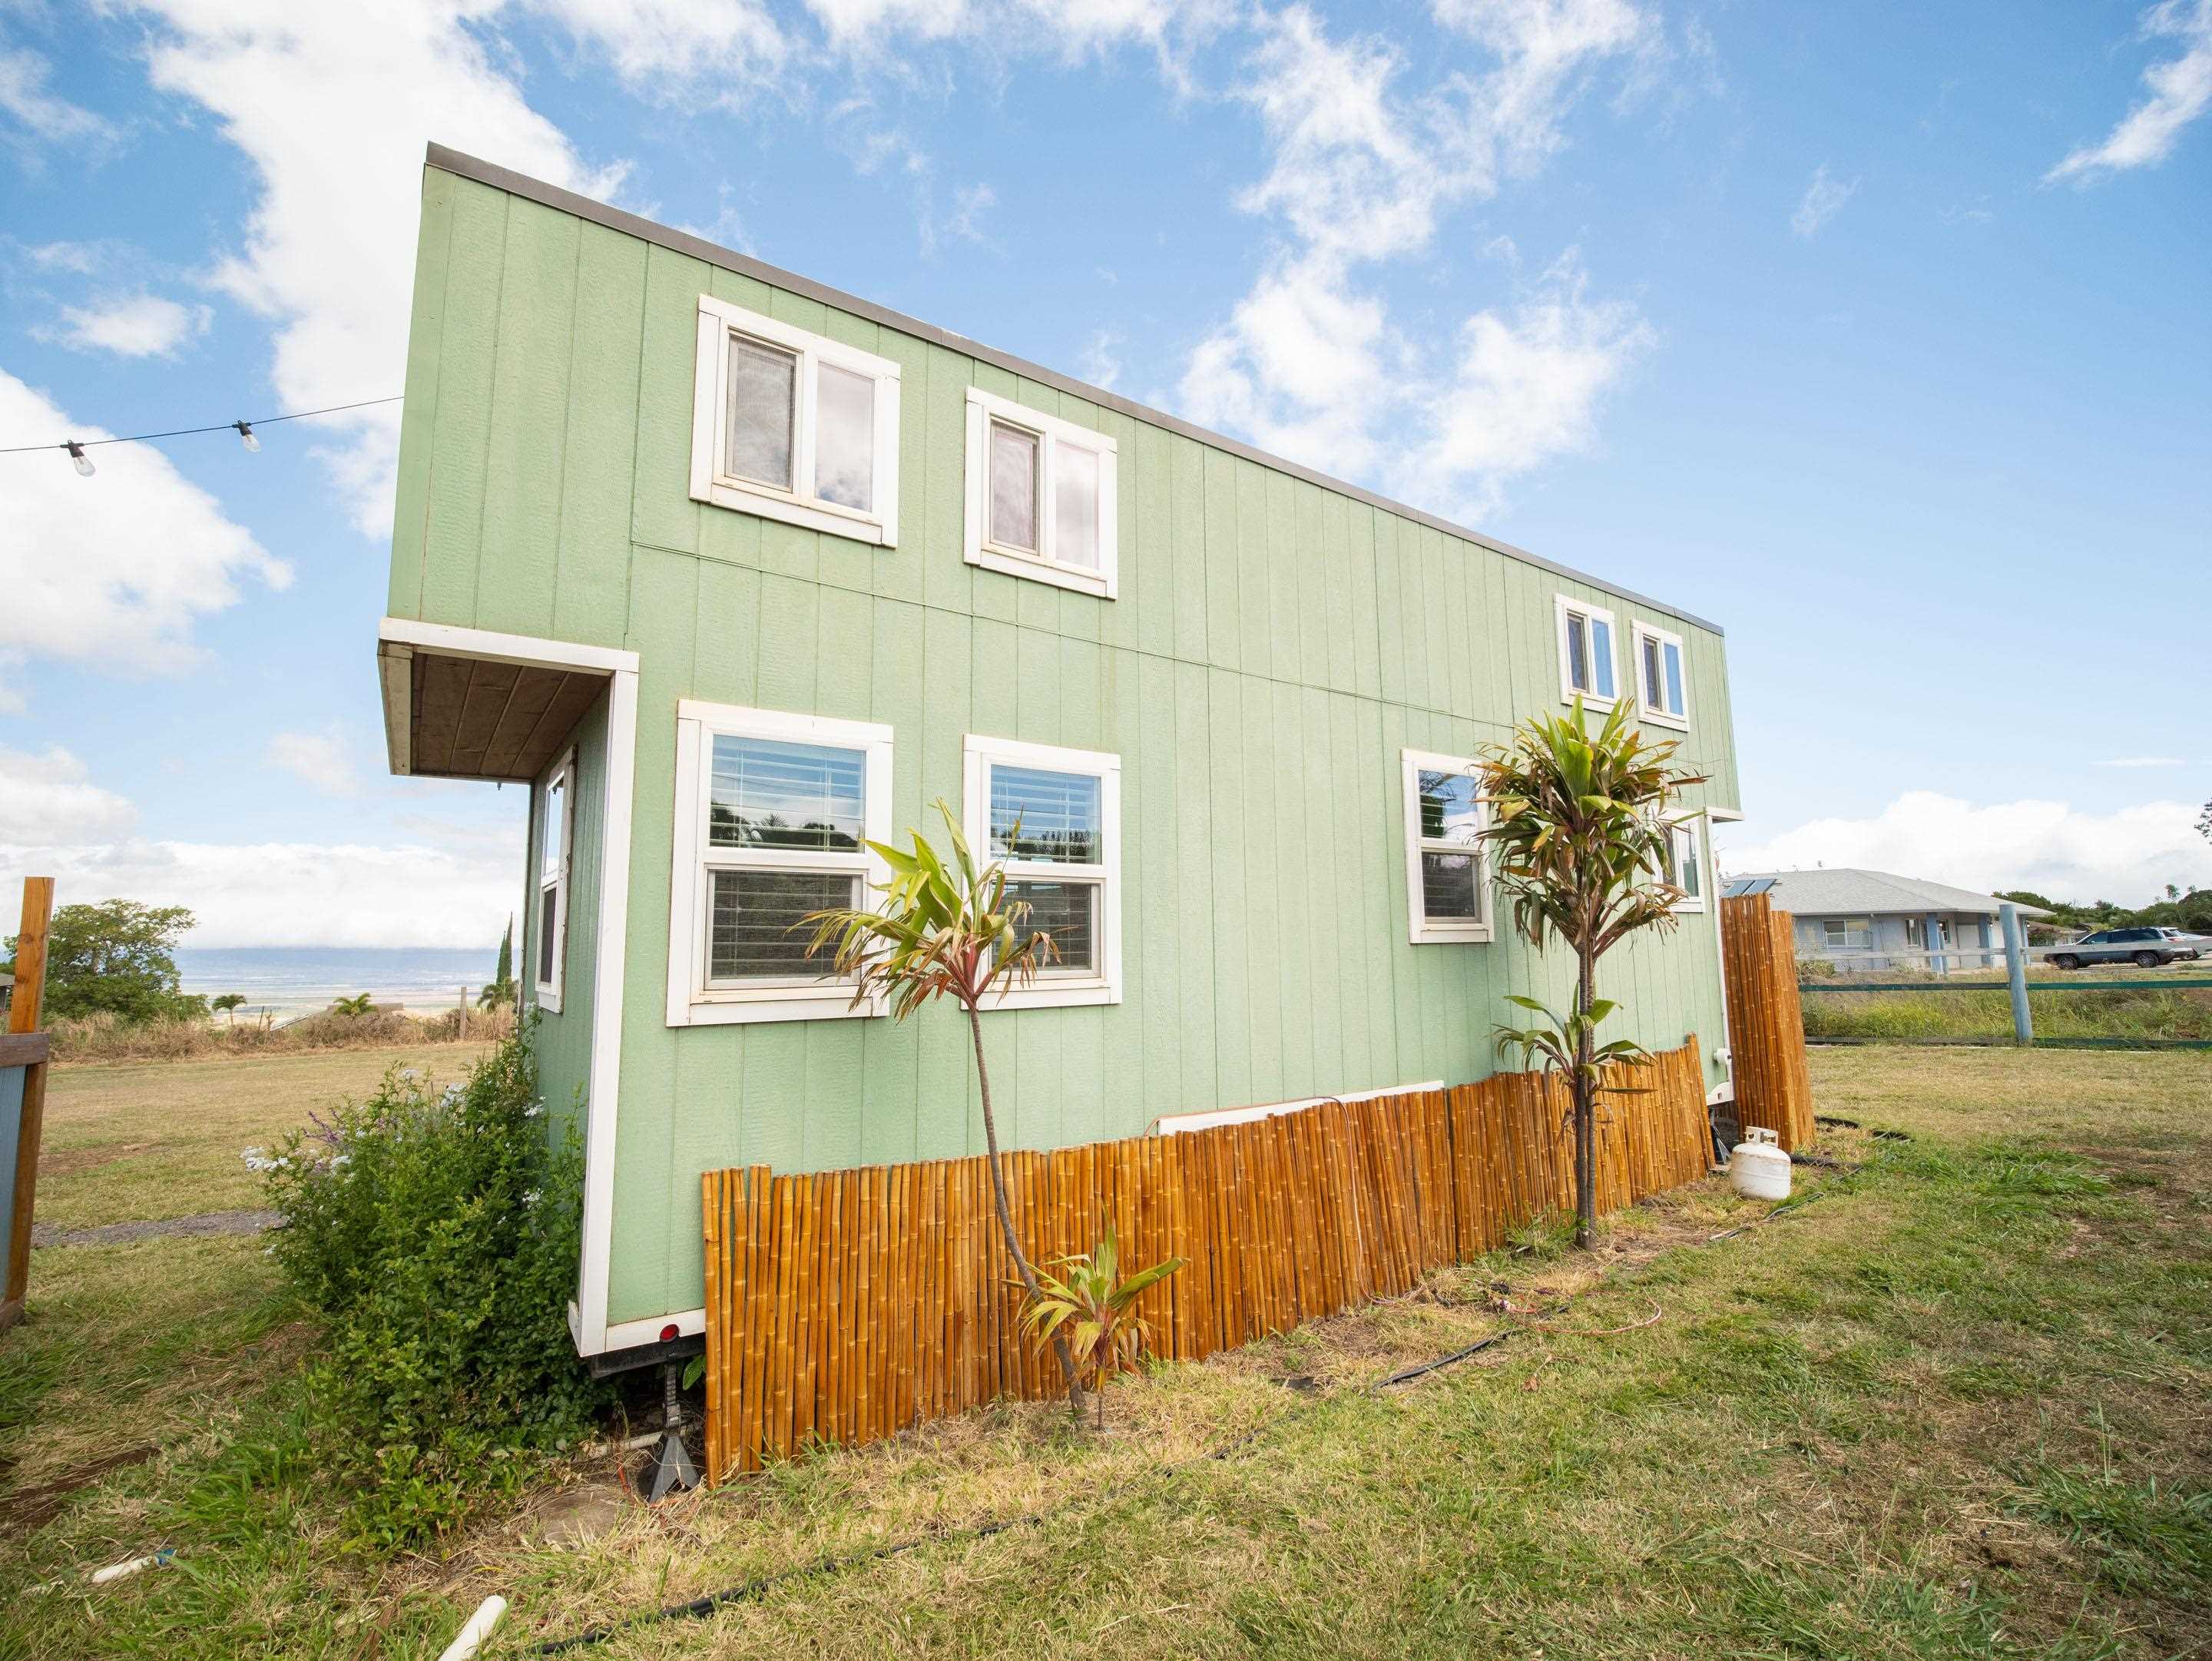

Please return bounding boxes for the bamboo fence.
[699,1036,1711,1480]
[1719,893,1816,1149]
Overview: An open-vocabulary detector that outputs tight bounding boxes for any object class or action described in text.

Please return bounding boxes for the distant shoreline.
[176,946,501,1020]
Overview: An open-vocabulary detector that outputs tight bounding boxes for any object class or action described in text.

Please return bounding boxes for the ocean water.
[176,947,502,1018]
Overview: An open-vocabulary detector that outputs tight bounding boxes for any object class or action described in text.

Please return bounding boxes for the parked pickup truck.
[2046,927,2207,970]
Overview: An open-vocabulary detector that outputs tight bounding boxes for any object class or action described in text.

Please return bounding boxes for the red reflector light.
[661,1324,679,1341]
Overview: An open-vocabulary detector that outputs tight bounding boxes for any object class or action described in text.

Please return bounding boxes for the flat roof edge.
[422,142,1724,638]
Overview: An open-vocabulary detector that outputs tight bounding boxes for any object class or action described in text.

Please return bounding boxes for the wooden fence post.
[2,876,57,1334]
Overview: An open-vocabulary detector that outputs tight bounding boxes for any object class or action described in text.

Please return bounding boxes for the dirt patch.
[0,1444,159,1537]
[30,1209,283,1249]
[38,1142,157,1177]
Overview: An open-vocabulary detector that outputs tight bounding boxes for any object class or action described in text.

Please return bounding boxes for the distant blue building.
[1724,869,2048,975]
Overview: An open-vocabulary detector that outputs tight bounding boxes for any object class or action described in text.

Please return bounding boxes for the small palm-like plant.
[1018,1226,1185,1427]
[332,993,376,1018]
[212,992,247,1026]
[1479,697,1707,1248]
[803,801,1089,1413]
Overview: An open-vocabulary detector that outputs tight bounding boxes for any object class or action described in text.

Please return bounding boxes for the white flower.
[329,1154,352,1170]
[522,1189,542,1206]
[442,1083,463,1105]
[523,1104,545,1119]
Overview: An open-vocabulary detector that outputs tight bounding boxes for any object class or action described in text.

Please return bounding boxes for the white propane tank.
[1728,1126,1793,1202]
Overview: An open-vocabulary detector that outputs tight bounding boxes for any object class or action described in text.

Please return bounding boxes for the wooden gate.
[698,1036,1713,1480]
[1720,892,1815,1149]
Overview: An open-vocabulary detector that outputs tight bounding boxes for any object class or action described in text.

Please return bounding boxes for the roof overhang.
[377,618,638,783]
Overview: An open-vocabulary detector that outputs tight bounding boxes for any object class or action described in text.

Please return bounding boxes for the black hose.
[534,1175,1835,1653]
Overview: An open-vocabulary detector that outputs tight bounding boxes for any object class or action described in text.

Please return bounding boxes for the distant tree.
[212,993,247,1026]
[479,915,517,1010]
[8,900,198,1024]
[2198,796,2210,845]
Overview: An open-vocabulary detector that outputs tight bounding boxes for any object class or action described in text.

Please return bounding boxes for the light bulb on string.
[65,441,94,478]
[233,420,260,453]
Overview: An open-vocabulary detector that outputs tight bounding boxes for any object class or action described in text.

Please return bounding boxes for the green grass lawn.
[3,1045,2207,1659]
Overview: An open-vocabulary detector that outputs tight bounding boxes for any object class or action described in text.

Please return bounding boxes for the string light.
[7,396,402,475]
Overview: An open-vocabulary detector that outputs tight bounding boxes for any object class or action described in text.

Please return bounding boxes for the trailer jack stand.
[641,1359,698,1502]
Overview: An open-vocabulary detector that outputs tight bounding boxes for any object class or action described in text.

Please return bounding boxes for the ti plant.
[803,801,1089,1414]
[1479,697,1707,1248]
[1018,1226,1185,1428]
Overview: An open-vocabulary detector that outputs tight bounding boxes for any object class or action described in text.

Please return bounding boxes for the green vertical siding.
[389,168,1740,1329]
[522,691,609,1147]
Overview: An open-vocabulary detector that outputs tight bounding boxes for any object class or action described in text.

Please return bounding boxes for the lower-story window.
[665,700,892,1026]
[534,747,575,1012]
[1662,817,1706,912]
[962,734,1122,1008]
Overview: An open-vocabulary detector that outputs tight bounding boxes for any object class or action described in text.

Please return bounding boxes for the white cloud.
[1400,252,1654,516]
[127,1,643,534]
[527,0,787,101]
[803,0,1226,72]
[1790,163,1858,238]
[1078,328,1123,390]
[0,836,518,949]
[1716,791,2212,909]
[947,181,995,242]
[0,43,118,150]
[267,728,364,797]
[36,293,211,358]
[2046,0,2212,184]
[23,240,111,275]
[0,369,289,711]
[0,747,138,845]
[1181,2,1657,519]
[2096,755,2190,768]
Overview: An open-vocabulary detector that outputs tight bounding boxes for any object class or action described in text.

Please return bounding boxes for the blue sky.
[2,0,2207,946]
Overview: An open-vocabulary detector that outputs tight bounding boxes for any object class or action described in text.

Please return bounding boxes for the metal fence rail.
[1797,903,2211,1050]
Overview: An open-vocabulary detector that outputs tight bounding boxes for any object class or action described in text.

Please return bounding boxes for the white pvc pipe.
[88,1553,164,1585]
[435,1596,508,1661]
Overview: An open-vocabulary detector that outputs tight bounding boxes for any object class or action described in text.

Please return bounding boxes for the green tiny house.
[376,144,1743,1365]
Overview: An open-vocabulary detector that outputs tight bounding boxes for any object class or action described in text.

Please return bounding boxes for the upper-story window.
[664,701,893,1027]
[962,735,1122,1007]
[690,296,902,546]
[1401,749,1492,944]
[534,748,574,1013]
[963,388,1118,598]
[1633,621,1690,729]
[1553,595,1618,710]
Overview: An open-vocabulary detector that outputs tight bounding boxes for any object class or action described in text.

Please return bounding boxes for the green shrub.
[257,1028,606,1544]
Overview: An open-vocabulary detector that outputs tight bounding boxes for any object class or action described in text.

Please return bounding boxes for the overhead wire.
[1,395,402,457]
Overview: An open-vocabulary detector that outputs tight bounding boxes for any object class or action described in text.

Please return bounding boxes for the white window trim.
[1631,619,1691,730]
[664,700,893,1027]
[1402,748,1493,945]
[1553,594,1620,711]
[962,387,1119,599]
[962,734,1123,1008]
[533,746,576,1013]
[689,295,902,547]
[1663,814,1707,913]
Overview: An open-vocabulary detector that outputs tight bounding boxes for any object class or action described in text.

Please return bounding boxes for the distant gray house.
[1723,869,2050,974]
